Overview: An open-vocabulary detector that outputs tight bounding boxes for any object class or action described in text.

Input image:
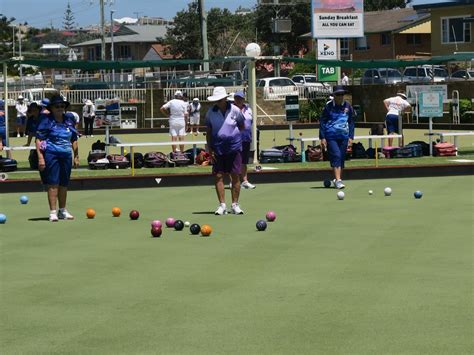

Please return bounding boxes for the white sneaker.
[17,133,20,138]
[58,209,75,220]
[49,211,59,222]
[231,203,244,215]
[215,203,227,215]
[241,181,256,189]
[335,180,346,189]
[229,182,233,189]
[91,135,94,138]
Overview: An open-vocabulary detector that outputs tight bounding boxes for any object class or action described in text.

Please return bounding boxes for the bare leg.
[241,164,248,183]
[215,173,225,203]
[388,134,393,147]
[333,167,342,181]
[178,135,185,152]
[230,173,241,203]
[58,186,68,209]
[171,136,178,152]
[47,185,59,211]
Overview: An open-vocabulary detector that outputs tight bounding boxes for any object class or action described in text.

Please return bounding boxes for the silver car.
[361,68,403,85]
[449,69,474,81]
[403,66,448,83]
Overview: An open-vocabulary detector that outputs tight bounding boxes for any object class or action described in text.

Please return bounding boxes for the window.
[292,76,303,83]
[406,34,422,45]
[355,36,369,50]
[87,48,95,61]
[340,38,349,56]
[118,45,131,59]
[442,16,471,43]
[381,33,391,45]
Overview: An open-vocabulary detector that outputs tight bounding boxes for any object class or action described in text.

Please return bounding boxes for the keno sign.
[312,0,364,38]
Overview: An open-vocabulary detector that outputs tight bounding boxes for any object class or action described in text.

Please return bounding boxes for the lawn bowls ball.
[174,220,185,231]
[414,191,423,199]
[20,195,29,204]
[337,191,345,200]
[166,218,176,228]
[151,220,162,229]
[256,220,267,231]
[190,224,201,235]
[384,187,392,196]
[0,213,6,224]
[324,180,332,188]
[129,210,140,220]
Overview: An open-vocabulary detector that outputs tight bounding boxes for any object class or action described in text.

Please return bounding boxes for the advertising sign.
[285,95,299,121]
[406,85,448,103]
[317,39,339,81]
[312,0,364,38]
[419,92,443,118]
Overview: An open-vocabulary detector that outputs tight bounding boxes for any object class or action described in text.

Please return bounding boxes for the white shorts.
[169,122,185,137]
[189,115,200,125]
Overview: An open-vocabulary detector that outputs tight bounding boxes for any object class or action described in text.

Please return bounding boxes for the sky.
[0,0,258,29]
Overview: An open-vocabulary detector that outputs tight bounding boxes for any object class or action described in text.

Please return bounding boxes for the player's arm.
[383,99,390,111]
[160,103,169,116]
[36,138,45,171]
[72,140,79,168]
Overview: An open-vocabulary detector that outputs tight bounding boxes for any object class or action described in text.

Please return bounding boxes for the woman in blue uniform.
[36,95,80,222]
[319,85,355,189]
[0,100,6,152]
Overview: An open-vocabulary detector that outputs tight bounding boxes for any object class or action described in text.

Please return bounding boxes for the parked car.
[361,68,403,85]
[402,66,448,83]
[290,74,331,97]
[256,77,298,99]
[448,69,474,81]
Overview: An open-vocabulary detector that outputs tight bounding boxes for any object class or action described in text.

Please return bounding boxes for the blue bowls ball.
[323,180,332,188]
[414,191,423,199]
[0,213,6,224]
[20,195,29,204]
[256,220,267,231]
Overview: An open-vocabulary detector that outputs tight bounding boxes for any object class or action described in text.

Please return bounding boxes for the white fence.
[163,86,245,102]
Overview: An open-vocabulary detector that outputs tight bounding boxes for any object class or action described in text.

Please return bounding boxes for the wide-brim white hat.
[207,86,229,102]
[397,92,407,100]
[85,99,93,105]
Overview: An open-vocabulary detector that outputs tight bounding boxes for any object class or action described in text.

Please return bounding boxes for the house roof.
[411,0,472,9]
[40,44,68,50]
[364,7,430,33]
[72,24,167,47]
[142,44,175,60]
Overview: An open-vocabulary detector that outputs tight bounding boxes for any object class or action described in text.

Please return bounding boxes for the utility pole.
[198,0,209,72]
[110,9,115,87]
[12,26,15,57]
[100,0,106,60]
[18,25,23,89]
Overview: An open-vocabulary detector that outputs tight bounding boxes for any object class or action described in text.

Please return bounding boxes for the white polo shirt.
[162,99,187,124]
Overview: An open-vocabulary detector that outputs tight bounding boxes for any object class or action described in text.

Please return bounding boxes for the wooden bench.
[297,134,402,162]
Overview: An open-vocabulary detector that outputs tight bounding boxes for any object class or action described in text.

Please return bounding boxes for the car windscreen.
[304,76,317,83]
[432,68,448,77]
[379,70,401,78]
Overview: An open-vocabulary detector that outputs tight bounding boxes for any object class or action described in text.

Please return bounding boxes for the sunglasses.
[334,93,344,96]
[53,104,66,109]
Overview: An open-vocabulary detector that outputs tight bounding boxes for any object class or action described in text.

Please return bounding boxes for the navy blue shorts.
[327,138,349,168]
[16,116,26,125]
[44,151,72,186]
[241,141,252,165]
[385,114,399,134]
[212,150,242,175]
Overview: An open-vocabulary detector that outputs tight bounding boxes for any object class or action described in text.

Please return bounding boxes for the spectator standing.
[36,95,79,222]
[188,98,201,135]
[383,91,411,146]
[160,90,188,153]
[231,90,255,189]
[341,72,349,86]
[0,100,7,154]
[205,87,245,215]
[15,95,28,137]
[82,99,95,138]
[319,85,355,189]
[24,102,42,146]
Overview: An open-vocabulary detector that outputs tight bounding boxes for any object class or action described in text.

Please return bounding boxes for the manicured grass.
[1,176,472,354]
[4,128,474,180]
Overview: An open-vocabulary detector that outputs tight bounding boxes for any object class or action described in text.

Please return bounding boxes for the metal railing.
[62,88,146,104]
[163,86,245,102]
[262,86,331,100]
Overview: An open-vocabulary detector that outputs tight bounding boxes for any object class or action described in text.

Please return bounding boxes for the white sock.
[50,209,57,215]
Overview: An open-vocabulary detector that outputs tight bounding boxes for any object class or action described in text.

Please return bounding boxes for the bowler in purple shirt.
[205,87,245,215]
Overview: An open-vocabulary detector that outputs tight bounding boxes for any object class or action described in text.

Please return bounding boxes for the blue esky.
[0,0,257,29]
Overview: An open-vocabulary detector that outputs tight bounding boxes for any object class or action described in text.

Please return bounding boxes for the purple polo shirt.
[205,102,244,155]
[238,104,253,143]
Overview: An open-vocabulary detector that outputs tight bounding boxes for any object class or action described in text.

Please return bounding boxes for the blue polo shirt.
[239,104,253,143]
[0,111,5,143]
[36,114,78,155]
[319,100,355,141]
[205,102,245,155]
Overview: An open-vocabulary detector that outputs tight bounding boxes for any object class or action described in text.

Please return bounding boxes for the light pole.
[110,9,115,88]
[245,43,261,163]
[100,0,106,61]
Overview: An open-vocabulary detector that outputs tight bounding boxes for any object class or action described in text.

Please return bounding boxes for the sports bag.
[305,145,323,162]
[184,147,205,164]
[169,151,191,166]
[107,154,130,169]
[351,142,367,159]
[91,140,106,151]
[434,142,457,156]
[87,150,107,162]
[88,157,109,170]
[260,148,284,164]
[195,151,212,166]
[0,156,18,172]
[273,144,300,163]
[395,144,423,158]
[408,141,430,156]
[382,146,399,159]
[144,152,170,168]
[125,152,144,169]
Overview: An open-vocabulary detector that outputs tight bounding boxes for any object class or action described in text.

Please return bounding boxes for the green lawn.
[1,176,473,354]
[3,128,474,180]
